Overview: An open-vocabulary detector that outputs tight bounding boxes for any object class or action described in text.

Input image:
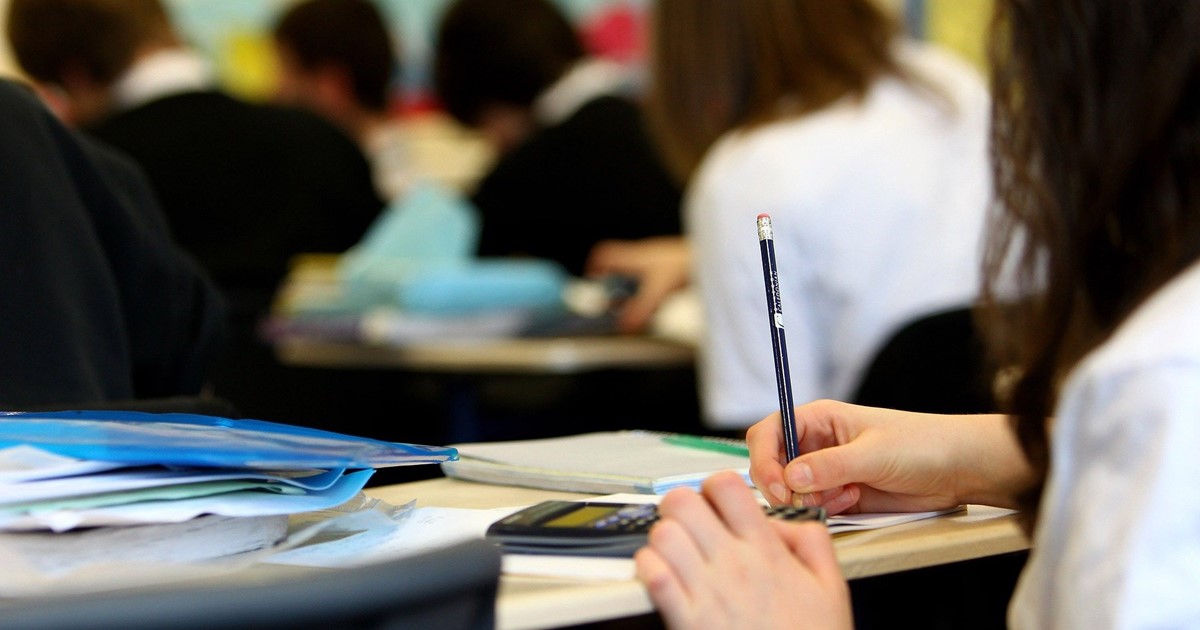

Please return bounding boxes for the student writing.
[635,1,1200,627]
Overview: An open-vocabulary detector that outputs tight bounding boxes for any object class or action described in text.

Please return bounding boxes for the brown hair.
[7,0,174,87]
[646,0,903,182]
[273,0,398,113]
[980,0,1200,530]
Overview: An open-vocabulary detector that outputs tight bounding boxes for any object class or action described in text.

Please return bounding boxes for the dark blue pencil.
[757,213,800,462]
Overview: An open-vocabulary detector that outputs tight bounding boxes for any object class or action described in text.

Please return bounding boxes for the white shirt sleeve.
[1010,362,1200,629]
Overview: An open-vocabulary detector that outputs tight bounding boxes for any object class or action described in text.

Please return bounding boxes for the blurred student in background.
[272,0,411,203]
[0,78,225,409]
[590,0,992,430]
[640,1,1200,627]
[6,0,383,423]
[432,0,682,278]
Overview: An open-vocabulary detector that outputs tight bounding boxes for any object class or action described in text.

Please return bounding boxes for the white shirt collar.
[111,48,214,111]
[532,58,633,126]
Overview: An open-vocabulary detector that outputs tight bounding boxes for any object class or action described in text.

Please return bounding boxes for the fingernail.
[787,463,813,490]
[827,489,857,514]
[769,483,787,503]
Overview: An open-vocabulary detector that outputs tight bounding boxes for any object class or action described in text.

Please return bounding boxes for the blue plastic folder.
[0,411,458,470]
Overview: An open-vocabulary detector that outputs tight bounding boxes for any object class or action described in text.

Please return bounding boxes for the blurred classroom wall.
[0,0,992,102]
[917,0,994,71]
[0,0,992,232]
[165,0,993,110]
[167,0,660,110]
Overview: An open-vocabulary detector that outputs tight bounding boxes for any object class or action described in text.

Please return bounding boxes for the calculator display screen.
[544,505,620,528]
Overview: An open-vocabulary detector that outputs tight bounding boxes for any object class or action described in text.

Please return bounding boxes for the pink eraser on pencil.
[757,213,770,220]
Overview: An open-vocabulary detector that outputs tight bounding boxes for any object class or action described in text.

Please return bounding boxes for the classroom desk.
[0,478,1027,629]
[267,253,705,443]
[272,334,702,445]
[365,477,1030,630]
[273,334,700,445]
[270,253,696,375]
[275,335,695,374]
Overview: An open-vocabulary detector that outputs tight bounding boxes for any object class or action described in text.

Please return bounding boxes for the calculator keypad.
[590,503,822,531]
[591,504,658,530]
[764,505,824,521]
[486,500,827,558]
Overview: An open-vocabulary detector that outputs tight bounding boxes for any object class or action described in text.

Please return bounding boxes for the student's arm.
[584,236,691,333]
[748,400,1037,513]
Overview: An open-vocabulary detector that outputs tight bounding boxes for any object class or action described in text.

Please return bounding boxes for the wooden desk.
[274,334,700,444]
[0,478,1025,629]
[268,255,703,443]
[275,335,695,375]
[271,254,695,375]
[366,477,1029,630]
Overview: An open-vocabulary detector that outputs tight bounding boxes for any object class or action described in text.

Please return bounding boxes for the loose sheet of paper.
[267,493,969,582]
[267,505,521,568]
[0,495,409,597]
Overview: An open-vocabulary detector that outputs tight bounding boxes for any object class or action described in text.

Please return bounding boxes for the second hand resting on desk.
[340,476,1027,630]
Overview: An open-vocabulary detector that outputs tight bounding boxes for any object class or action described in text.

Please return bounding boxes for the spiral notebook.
[440,430,751,495]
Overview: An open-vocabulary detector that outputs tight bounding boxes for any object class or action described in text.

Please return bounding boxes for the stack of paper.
[441,430,752,494]
[0,410,457,594]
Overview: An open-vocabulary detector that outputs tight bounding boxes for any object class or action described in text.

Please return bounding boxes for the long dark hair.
[981,0,1200,530]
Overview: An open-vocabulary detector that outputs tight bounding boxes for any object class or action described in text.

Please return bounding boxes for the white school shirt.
[687,41,992,428]
[110,48,214,111]
[1009,261,1200,629]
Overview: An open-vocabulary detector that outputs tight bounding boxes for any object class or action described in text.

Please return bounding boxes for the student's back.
[0,79,225,407]
[472,93,682,276]
[87,90,383,305]
[6,0,384,423]
[689,41,990,427]
[434,0,682,277]
[85,88,385,426]
[645,0,991,429]
[271,0,416,204]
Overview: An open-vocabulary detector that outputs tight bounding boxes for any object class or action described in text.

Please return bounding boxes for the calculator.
[485,500,826,557]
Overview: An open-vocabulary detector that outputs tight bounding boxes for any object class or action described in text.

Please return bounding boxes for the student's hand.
[585,236,691,333]
[635,471,852,630]
[747,400,1033,514]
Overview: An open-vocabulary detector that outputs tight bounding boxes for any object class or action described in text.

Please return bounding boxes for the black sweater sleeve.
[0,80,227,406]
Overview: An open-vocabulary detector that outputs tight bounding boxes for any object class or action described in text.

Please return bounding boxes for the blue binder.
[0,410,458,470]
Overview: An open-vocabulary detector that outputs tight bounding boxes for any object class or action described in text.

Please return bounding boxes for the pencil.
[757,213,801,462]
